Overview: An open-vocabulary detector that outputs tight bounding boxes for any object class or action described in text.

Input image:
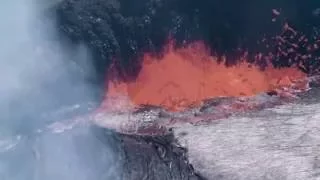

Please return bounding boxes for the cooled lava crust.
[93,84,311,136]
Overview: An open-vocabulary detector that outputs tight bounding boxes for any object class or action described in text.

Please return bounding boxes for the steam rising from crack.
[0,0,118,179]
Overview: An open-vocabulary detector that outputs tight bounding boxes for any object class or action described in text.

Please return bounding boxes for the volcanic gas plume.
[104,40,308,112]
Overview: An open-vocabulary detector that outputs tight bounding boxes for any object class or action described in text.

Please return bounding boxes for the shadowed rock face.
[54,0,320,83]
[93,128,204,180]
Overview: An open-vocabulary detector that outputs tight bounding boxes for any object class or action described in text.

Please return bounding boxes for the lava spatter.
[103,40,308,112]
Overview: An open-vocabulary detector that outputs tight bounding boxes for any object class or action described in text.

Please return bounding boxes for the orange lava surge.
[105,41,307,111]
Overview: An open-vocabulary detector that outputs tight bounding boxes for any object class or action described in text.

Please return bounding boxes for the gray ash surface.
[174,92,320,180]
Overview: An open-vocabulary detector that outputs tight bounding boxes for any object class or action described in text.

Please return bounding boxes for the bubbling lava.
[104,41,307,112]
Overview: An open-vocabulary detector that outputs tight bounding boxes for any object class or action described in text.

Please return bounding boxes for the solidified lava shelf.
[88,77,320,180]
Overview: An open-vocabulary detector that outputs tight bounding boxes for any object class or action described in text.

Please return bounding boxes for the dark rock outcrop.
[54,0,320,83]
[94,127,204,180]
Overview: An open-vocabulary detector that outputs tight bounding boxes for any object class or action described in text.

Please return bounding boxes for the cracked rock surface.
[174,92,320,180]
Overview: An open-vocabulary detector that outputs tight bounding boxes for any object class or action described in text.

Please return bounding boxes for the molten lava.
[104,41,307,111]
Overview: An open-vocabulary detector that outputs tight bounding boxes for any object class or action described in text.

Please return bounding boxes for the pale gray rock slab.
[174,103,320,180]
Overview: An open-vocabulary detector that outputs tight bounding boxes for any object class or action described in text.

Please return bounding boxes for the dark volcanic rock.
[94,127,203,180]
[54,0,320,83]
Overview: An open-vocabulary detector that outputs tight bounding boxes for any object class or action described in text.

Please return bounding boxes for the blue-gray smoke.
[0,0,119,179]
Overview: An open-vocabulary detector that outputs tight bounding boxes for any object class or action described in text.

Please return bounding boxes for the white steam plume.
[0,0,120,179]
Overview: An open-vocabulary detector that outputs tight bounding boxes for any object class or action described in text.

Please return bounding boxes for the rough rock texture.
[94,128,204,180]
[173,89,320,180]
[54,0,320,82]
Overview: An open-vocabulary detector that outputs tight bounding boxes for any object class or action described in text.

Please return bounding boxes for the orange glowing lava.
[104,41,307,111]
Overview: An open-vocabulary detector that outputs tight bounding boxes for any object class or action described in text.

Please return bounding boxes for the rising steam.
[0,0,118,179]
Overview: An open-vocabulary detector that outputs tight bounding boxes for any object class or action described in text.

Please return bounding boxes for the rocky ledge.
[89,82,320,180]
